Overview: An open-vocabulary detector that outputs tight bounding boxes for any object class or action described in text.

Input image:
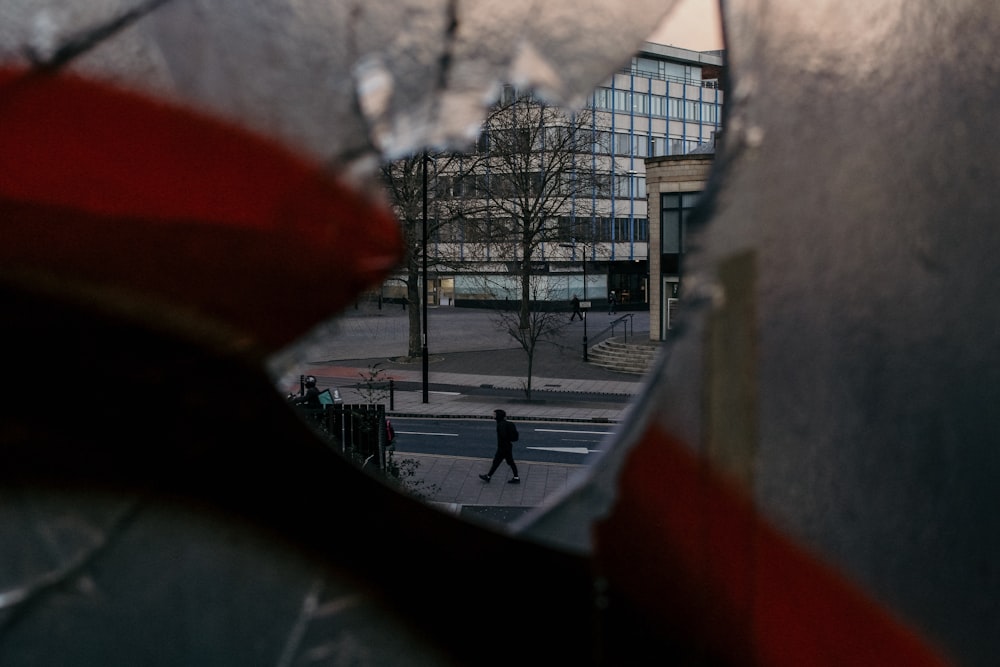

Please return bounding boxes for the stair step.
[586,335,662,374]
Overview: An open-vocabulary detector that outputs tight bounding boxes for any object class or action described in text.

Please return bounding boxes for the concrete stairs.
[588,335,662,375]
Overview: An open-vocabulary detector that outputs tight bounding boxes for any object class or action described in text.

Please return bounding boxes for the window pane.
[662,210,681,253]
[669,97,683,117]
[615,133,631,155]
[634,92,649,114]
[651,95,667,117]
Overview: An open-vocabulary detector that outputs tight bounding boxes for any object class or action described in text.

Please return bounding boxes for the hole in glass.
[268,0,725,542]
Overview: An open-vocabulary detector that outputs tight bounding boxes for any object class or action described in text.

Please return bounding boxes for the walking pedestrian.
[479,408,520,484]
[570,294,583,321]
[608,290,617,314]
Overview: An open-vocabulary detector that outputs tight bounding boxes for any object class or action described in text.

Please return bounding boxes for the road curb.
[387,412,620,424]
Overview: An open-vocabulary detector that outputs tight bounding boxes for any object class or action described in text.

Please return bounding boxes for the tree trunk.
[525,348,534,400]
[519,238,531,330]
[407,269,421,359]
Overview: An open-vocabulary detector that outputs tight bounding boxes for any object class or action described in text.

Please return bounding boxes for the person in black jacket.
[479,408,520,484]
[290,375,322,409]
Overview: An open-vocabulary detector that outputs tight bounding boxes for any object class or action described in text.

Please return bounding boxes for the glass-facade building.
[583,43,722,306]
[404,42,724,309]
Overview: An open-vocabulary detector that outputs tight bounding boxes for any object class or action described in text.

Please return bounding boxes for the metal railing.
[589,313,635,347]
[617,65,721,89]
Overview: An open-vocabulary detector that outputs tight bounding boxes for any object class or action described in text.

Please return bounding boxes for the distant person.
[570,294,583,321]
[479,408,520,484]
[608,290,617,314]
[290,375,322,410]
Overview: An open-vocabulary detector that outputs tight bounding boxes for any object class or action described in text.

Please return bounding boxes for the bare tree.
[465,91,606,329]
[379,92,607,360]
[475,274,570,400]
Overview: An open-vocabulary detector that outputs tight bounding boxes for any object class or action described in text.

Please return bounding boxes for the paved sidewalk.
[398,453,591,526]
[303,362,640,422]
[276,302,654,422]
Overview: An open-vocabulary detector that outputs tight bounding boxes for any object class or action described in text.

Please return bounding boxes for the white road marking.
[526,446,596,455]
[534,428,614,436]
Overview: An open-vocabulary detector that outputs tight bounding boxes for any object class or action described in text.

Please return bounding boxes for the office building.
[384,42,724,313]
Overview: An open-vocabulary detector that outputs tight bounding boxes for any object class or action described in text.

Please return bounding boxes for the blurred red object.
[0,67,402,353]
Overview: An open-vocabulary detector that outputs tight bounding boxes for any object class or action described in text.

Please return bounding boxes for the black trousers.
[487,442,518,477]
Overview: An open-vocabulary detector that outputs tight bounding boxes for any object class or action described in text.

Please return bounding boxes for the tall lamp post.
[421,151,429,403]
[560,239,589,362]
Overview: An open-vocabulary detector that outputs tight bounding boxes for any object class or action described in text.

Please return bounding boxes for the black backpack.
[508,421,519,442]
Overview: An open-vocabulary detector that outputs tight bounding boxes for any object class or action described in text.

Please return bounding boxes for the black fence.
[298,403,390,471]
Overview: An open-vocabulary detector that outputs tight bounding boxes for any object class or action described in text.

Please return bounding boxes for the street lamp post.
[421,151,429,403]
[582,255,589,362]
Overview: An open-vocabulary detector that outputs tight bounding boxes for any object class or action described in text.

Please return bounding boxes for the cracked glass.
[5,0,996,665]
[1,0,677,163]
[0,1,690,665]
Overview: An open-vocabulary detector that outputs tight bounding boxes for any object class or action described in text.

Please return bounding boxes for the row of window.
[430,217,650,244]
[592,87,721,124]
[474,125,586,154]
[431,172,646,199]
[473,125,707,158]
[613,174,647,198]
[424,193,699,249]
[562,216,650,243]
[630,56,711,86]
[596,130,705,158]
